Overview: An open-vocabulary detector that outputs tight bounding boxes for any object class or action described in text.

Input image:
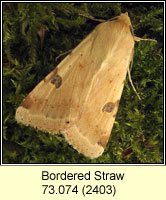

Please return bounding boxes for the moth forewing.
[15,13,154,159]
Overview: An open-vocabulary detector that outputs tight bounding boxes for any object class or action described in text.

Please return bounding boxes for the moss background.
[3,2,163,164]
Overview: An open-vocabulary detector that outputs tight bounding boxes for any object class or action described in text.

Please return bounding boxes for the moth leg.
[55,49,73,62]
[134,36,157,42]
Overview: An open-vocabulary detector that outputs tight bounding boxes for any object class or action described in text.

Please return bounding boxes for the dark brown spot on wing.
[51,74,62,88]
[102,102,115,113]
[116,100,120,106]
[53,67,58,74]
[97,135,109,148]
[79,63,84,68]
[20,96,33,109]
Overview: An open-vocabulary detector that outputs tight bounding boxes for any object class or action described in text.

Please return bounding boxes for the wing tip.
[65,126,105,159]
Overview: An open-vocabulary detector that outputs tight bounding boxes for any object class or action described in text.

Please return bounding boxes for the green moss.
[3,2,163,163]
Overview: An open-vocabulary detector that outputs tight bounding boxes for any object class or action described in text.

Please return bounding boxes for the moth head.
[119,12,132,26]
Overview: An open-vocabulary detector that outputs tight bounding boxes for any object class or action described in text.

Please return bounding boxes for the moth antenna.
[78,13,106,23]
[127,67,141,100]
[55,49,72,62]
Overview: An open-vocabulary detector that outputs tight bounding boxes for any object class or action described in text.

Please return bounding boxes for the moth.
[15,13,156,159]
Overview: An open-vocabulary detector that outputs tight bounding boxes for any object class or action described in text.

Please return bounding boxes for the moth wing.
[16,27,98,132]
[16,13,134,159]
[65,19,135,158]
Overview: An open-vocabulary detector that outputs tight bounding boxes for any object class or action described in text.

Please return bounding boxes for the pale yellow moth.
[15,13,156,159]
